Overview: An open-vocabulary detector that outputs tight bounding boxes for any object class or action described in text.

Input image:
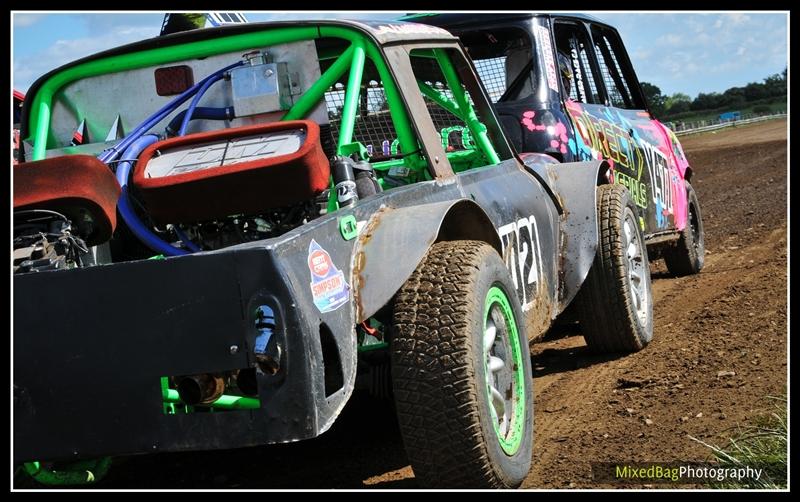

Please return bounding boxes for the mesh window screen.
[593,34,632,109]
[555,25,602,105]
[605,35,634,107]
[459,26,535,103]
[564,48,582,103]
[593,43,623,107]
[473,57,507,103]
[578,42,601,104]
[410,54,473,153]
[322,59,401,160]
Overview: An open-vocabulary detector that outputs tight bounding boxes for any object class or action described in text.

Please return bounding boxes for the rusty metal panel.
[522,156,603,311]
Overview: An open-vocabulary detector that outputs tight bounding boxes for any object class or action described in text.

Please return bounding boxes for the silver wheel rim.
[690,202,702,254]
[622,209,649,327]
[484,309,514,439]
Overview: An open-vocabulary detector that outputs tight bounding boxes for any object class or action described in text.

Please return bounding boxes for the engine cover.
[133,120,329,224]
[14,155,121,246]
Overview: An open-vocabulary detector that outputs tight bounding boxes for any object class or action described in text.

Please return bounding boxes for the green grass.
[662,97,786,125]
[689,395,787,489]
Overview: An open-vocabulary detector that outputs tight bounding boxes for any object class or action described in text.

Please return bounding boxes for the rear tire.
[577,184,653,353]
[391,241,533,488]
[663,180,705,276]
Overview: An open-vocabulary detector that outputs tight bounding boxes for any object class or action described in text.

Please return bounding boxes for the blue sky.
[12,11,788,99]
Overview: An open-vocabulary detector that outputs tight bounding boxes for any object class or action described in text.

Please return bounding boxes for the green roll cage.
[25,25,500,214]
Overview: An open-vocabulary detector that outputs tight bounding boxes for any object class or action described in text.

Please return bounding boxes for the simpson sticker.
[536,25,559,93]
[308,239,350,313]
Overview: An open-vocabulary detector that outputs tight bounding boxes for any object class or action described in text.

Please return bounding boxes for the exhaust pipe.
[176,374,226,405]
[234,368,259,397]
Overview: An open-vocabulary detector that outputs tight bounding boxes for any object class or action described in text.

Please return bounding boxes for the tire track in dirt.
[522,119,787,488]
[526,224,786,488]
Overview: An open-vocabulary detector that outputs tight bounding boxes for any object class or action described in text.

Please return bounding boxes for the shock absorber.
[330,156,359,208]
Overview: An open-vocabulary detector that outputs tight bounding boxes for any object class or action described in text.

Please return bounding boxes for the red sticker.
[309,249,331,278]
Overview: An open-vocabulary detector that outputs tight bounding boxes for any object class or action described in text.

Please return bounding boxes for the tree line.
[641,68,786,119]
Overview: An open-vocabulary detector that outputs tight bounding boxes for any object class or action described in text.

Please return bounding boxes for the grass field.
[661,97,786,125]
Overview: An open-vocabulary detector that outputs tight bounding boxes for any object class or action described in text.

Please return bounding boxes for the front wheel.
[663,180,705,276]
[391,241,533,488]
[577,184,654,353]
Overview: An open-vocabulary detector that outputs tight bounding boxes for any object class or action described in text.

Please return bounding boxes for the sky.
[11,11,788,99]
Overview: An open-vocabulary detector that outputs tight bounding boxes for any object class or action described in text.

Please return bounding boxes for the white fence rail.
[669,112,787,137]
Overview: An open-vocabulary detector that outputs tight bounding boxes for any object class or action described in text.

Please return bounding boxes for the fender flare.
[684,165,694,183]
[521,153,606,312]
[350,199,501,322]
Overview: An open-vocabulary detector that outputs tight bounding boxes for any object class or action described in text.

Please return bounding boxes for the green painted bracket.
[339,215,358,240]
[338,141,369,160]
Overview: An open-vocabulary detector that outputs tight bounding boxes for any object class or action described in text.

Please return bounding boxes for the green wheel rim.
[22,457,112,485]
[483,285,526,455]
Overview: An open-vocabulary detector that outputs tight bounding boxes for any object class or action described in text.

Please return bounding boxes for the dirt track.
[90,119,787,489]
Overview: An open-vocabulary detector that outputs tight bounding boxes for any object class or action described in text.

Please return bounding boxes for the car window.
[456,27,536,103]
[317,53,431,187]
[408,48,506,171]
[591,26,641,109]
[554,22,602,105]
[323,59,403,160]
[473,56,509,103]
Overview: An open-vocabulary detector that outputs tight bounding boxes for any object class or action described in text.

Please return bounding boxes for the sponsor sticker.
[373,23,451,37]
[536,25,559,93]
[308,239,350,313]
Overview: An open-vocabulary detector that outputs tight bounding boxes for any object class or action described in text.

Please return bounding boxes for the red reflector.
[154,65,194,96]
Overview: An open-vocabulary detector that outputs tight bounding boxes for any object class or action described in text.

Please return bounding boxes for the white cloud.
[657,33,682,47]
[82,13,164,33]
[597,12,786,96]
[13,25,159,91]
[727,13,751,26]
[633,48,651,62]
[687,18,706,34]
[13,14,44,27]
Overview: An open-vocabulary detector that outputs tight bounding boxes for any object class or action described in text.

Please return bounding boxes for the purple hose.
[104,61,245,254]
[178,74,225,136]
[166,107,234,135]
[115,134,189,256]
[99,61,243,164]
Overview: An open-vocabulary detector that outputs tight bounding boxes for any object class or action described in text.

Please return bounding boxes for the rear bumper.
[13,245,353,464]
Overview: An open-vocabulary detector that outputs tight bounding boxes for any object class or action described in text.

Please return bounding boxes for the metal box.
[230,62,292,117]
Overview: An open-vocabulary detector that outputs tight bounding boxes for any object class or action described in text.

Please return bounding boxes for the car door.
[553,19,677,235]
[385,43,563,334]
[588,22,683,234]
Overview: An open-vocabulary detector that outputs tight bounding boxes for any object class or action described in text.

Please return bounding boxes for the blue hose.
[178,75,225,136]
[99,61,243,164]
[173,226,202,253]
[105,61,245,254]
[115,135,189,256]
[106,61,244,256]
[166,107,234,136]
